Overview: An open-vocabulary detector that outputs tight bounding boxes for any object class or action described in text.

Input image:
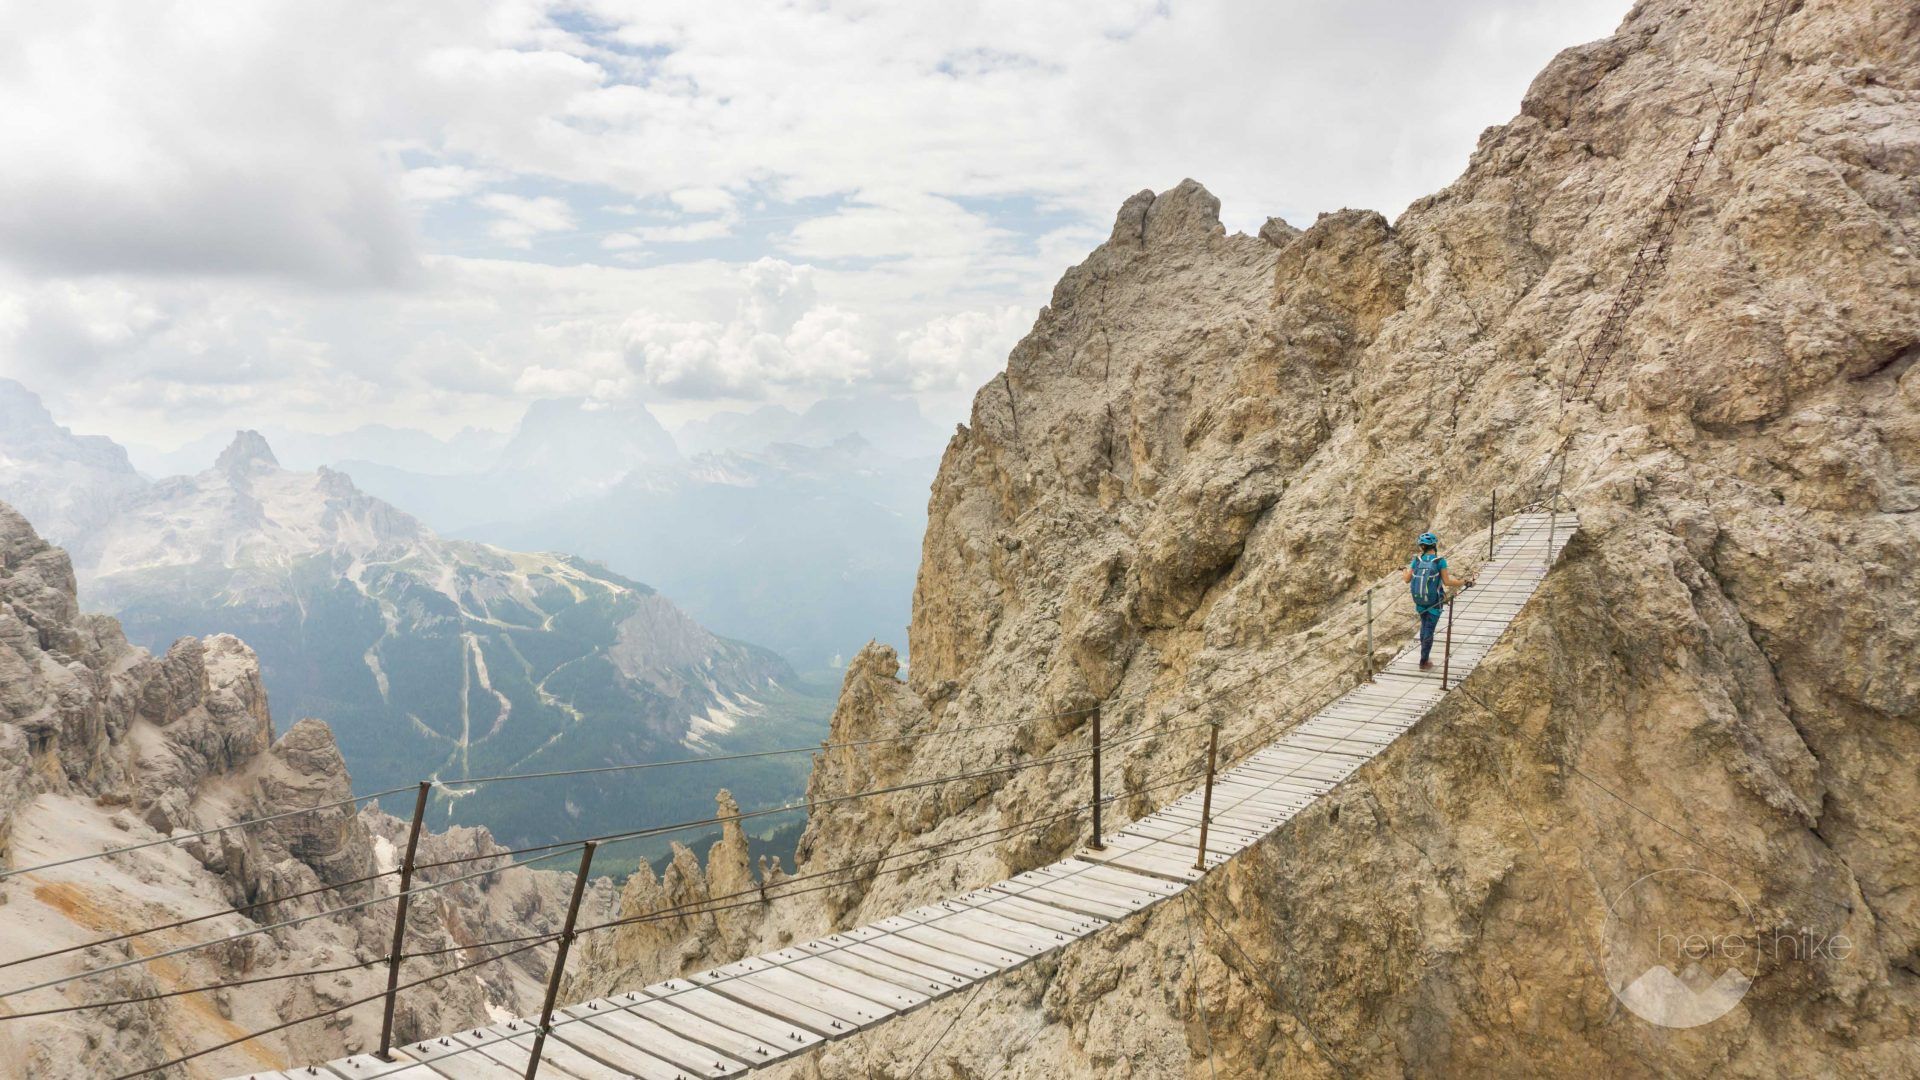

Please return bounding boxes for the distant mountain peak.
[216,430,280,474]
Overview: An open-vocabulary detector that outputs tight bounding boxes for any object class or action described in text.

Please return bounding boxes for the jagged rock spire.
[215,429,279,475]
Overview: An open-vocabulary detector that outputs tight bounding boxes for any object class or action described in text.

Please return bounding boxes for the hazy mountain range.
[233,392,939,673]
[0,379,853,856]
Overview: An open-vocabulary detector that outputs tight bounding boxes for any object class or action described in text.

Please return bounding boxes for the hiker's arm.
[1402,565,1413,583]
[1442,567,1476,588]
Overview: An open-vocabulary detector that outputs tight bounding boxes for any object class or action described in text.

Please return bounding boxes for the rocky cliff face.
[582,0,1919,1075]
[0,502,603,1078]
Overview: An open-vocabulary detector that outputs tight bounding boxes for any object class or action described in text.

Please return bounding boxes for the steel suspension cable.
[413,720,1214,874]
[94,757,1217,1074]
[573,760,1216,938]
[5,722,1208,1002]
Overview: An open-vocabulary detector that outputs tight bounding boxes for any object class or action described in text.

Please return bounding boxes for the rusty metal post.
[1488,489,1497,559]
[1441,596,1456,690]
[525,842,596,1080]
[1548,448,1568,563]
[1194,721,1220,871]
[377,781,431,1060]
[1364,586,1375,678]
[1089,705,1105,851]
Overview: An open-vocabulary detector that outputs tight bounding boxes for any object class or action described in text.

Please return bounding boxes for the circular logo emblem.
[1600,868,1755,1028]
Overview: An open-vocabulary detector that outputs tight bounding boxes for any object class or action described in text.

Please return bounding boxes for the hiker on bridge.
[1404,531,1473,671]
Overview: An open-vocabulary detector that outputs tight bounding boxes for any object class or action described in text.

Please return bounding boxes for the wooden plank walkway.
[245,511,1576,1080]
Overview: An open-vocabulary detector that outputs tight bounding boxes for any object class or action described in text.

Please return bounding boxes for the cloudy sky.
[0,0,1629,448]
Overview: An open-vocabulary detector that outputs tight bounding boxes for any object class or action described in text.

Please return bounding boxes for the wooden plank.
[1244,752,1357,780]
[783,953,937,1010]
[1140,801,1277,828]
[888,922,1029,969]
[1035,859,1183,899]
[448,1026,617,1080]
[641,983,823,1052]
[1005,872,1156,913]
[561,1002,749,1077]
[1115,819,1209,844]
[1208,781,1319,808]
[785,936,972,992]
[323,1055,444,1079]
[1151,802,1283,829]
[689,971,861,1038]
[920,905,1073,951]
[784,943,965,997]
[553,1017,706,1080]
[1086,844,1218,877]
[704,951,917,1017]
[1105,836,1232,868]
[1276,734,1375,759]
[1236,750,1372,773]
[1091,847,1208,881]
[1021,857,1182,899]
[1167,776,1305,803]
[1158,801,1285,828]
[697,960,898,1029]
[1258,739,1378,764]
[958,892,1108,936]
[881,909,1054,954]
[1319,692,1432,711]
[615,991,786,1067]
[1208,781,1328,807]
[1126,814,1267,842]
[1215,775,1340,801]
[1291,723,1396,746]
[394,1042,522,1080]
[833,937,983,991]
[1159,799,1282,822]
[850,930,1003,980]
[498,1028,633,1080]
[948,888,1110,936]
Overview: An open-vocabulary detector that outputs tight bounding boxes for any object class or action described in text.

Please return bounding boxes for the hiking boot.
[1419,660,1434,671]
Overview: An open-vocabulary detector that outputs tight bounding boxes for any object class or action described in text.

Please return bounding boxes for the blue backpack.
[1409,553,1445,610]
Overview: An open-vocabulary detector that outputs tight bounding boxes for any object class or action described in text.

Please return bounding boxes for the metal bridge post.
[526,842,596,1080]
[1364,586,1375,678]
[1488,489,1497,559]
[1194,720,1220,871]
[1547,447,1568,564]
[377,781,431,1060]
[1441,596,1456,691]
[1089,705,1105,851]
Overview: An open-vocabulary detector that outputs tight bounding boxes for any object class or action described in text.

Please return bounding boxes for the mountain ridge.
[0,421,816,852]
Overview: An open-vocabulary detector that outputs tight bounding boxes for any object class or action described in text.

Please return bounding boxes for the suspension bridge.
[205,505,1577,1080]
